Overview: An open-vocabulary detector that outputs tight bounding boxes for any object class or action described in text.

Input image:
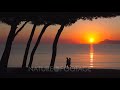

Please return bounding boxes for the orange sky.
[59,17,120,44]
[1,16,120,44]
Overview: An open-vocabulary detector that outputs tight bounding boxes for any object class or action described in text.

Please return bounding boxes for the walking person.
[66,57,71,68]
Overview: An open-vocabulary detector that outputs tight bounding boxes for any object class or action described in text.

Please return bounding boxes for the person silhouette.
[68,58,71,68]
[66,57,71,68]
[66,57,69,67]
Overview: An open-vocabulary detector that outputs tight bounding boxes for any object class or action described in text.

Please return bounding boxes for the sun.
[89,38,94,43]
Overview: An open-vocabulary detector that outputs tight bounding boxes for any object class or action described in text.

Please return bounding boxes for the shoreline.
[0,68,120,78]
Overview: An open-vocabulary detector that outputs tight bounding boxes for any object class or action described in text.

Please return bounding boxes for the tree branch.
[15,21,28,36]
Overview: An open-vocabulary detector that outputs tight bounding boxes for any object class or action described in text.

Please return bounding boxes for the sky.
[0,16,120,45]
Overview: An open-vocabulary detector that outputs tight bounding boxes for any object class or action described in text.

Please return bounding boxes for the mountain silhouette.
[99,39,120,44]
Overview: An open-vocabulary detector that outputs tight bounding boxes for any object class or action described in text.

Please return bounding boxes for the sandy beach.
[0,68,120,78]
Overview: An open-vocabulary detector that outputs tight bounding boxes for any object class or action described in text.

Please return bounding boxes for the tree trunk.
[28,24,50,67]
[22,24,37,68]
[0,25,17,71]
[49,24,64,69]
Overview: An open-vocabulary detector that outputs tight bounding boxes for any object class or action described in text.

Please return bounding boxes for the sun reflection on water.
[90,44,94,68]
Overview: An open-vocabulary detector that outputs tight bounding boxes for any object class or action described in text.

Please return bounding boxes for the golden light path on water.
[90,44,94,68]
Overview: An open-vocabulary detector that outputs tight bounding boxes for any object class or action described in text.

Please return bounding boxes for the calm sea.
[0,44,120,69]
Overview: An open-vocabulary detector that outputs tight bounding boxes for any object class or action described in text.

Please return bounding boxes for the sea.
[0,44,120,69]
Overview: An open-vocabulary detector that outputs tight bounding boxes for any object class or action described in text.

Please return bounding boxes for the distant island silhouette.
[99,39,120,44]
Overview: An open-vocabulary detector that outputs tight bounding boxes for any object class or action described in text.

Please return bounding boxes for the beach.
[0,68,120,78]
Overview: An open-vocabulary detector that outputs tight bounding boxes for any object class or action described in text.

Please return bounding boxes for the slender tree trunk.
[0,22,27,71]
[28,24,50,67]
[0,25,17,71]
[49,24,64,69]
[22,24,37,68]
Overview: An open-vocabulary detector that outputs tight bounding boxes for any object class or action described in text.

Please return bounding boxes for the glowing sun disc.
[90,38,94,43]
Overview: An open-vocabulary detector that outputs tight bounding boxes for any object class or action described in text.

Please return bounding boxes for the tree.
[49,16,79,69]
[0,16,28,71]
[28,23,51,67]
[22,16,45,68]
[22,24,37,68]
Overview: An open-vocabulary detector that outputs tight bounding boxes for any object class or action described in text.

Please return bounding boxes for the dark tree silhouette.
[0,17,28,71]
[22,16,44,68]
[49,24,64,68]
[22,24,37,68]
[48,16,79,69]
[28,23,51,67]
